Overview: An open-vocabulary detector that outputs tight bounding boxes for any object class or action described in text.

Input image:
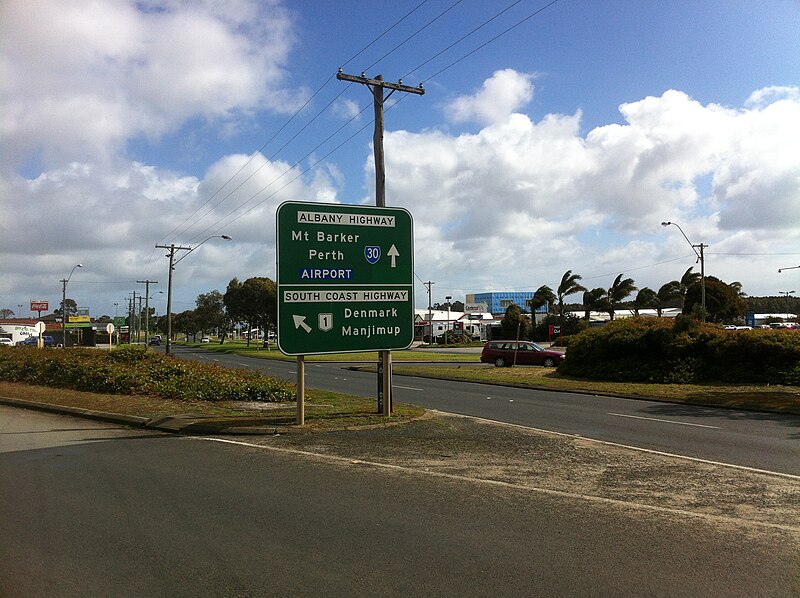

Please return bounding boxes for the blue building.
[468,292,548,316]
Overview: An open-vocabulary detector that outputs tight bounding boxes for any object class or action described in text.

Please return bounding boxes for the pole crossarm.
[337,70,425,95]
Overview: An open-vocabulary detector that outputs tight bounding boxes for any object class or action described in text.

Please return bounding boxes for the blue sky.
[2,0,799,318]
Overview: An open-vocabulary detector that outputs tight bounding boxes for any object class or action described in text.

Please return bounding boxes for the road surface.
[2,406,796,597]
[173,346,800,476]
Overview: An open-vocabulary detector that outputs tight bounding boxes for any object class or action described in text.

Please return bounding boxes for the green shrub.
[560,318,800,385]
[0,346,294,402]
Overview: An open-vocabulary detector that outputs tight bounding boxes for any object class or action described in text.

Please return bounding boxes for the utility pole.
[424,281,434,342]
[129,291,138,343]
[137,279,158,346]
[155,244,191,355]
[697,243,707,321]
[337,69,424,416]
[127,294,134,344]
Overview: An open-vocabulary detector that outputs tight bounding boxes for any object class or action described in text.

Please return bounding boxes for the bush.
[560,318,800,385]
[0,345,295,402]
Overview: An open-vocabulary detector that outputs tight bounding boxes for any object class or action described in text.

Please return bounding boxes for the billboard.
[30,300,49,311]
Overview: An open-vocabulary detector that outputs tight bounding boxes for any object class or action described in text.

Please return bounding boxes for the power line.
[150,0,566,254]
[402,0,525,80]
[147,2,433,262]
[421,0,562,83]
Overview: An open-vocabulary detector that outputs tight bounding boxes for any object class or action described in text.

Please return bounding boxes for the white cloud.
[377,77,800,298]
[447,69,535,126]
[745,86,800,108]
[0,153,338,311]
[0,0,300,169]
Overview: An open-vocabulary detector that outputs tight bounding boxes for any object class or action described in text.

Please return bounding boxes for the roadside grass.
[0,381,426,429]
[179,341,477,362]
[388,364,800,415]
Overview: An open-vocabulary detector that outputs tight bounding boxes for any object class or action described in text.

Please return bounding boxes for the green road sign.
[276,201,414,355]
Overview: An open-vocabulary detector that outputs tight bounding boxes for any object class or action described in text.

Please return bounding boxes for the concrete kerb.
[0,396,151,428]
[0,396,430,436]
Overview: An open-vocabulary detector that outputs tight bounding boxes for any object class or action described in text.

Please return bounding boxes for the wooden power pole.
[337,69,425,415]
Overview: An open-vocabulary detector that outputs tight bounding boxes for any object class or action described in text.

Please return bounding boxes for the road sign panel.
[277,201,414,355]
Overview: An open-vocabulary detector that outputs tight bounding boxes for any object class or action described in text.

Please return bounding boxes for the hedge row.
[0,345,295,402]
[559,317,800,385]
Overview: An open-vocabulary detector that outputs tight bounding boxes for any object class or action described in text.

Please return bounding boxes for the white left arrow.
[387,244,400,268]
[293,315,312,333]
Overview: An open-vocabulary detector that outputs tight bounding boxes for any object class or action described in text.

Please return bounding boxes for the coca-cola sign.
[30,301,49,311]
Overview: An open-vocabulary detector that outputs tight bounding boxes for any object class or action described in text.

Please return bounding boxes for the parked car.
[480,341,565,368]
[148,337,161,346]
[16,335,56,347]
[200,337,211,343]
[0,337,13,346]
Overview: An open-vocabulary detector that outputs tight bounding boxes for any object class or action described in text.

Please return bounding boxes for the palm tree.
[608,273,637,320]
[656,281,682,317]
[582,288,607,323]
[527,285,556,329]
[633,287,660,316]
[679,267,700,308]
[730,281,746,297]
[557,270,587,325]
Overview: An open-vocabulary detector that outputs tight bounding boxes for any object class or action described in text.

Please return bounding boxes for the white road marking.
[394,385,424,391]
[609,413,720,429]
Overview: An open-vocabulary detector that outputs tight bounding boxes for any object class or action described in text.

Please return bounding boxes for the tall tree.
[557,271,586,326]
[54,299,78,317]
[500,304,529,340]
[683,276,747,323]
[194,290,225,335]
[633,287,660,315]
[172,310,198,341]
[657,281,682,317]
[608,273,637,320]
[240,277,277,347]
[679,267,701,308]
[527,285,555,331]
[223,277,245,343]
[583,287,610,323]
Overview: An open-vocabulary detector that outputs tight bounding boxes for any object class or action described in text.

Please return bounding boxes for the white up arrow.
[293,314,312,333]
[387,244,400,268]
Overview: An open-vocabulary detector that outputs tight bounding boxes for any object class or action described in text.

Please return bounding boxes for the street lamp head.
[76,263,83,268]
[661,221,671,227]
[221,235,232,241]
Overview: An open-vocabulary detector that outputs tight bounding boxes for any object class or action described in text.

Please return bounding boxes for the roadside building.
[414,309,496,342]
[0,319,39,344]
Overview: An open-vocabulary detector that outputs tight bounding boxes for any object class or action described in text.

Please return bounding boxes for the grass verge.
[0,381,426,431]
[179,341,477,362]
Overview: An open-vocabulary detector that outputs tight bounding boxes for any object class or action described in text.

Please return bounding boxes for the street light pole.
[779,290,795,320]
[156,235,231,355]
[60,264,83,347]
[662,222,707,321]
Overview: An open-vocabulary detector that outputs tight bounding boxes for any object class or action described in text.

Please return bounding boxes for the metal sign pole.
[296,355,305,426]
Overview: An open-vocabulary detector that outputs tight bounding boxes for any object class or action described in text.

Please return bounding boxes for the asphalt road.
[2,406,797,597]
[174,346,800,476]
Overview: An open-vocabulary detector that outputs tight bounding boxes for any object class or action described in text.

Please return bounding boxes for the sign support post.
[296,356,305,426]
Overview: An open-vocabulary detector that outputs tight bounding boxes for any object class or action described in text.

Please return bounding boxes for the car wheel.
[494,357,506,368]
[543,357,555,367]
